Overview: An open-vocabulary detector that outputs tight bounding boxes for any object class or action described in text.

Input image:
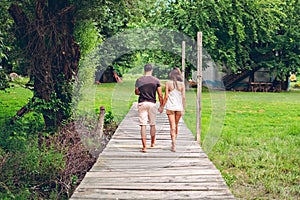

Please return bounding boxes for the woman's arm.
[181,83,186,110]
[158,82,169,113]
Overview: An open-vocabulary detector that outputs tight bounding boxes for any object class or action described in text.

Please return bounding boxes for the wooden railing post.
[196,32,202,143]
[98,106,105,138]
[182,41,186,83]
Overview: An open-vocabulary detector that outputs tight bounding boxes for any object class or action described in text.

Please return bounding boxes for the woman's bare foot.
[140,148,147,153]
[171,143,176,152]
[171,146,176,152]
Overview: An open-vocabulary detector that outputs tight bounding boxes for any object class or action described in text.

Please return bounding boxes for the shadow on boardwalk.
[70,103,235,200]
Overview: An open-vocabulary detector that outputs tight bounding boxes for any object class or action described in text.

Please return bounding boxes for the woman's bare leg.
[174,112,182,138]
[167,114,176,152]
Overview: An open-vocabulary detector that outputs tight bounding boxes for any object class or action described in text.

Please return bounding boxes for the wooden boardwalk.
[70,103,235,200]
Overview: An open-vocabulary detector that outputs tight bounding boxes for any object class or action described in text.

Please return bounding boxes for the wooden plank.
[77,182,230,191]
[71,189,234,200]
[85,169,223,177]
[94,158,213,166]
[102,146,207,154]
[99,152,207,159]
[80,175,225,184]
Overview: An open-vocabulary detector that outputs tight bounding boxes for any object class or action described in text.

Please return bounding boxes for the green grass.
[1,80,299,200]
[75,80,138,122]
[210,92,300,199]
[0,84,33,124]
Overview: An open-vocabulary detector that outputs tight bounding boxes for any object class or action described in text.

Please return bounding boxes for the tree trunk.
[9,0,80,130]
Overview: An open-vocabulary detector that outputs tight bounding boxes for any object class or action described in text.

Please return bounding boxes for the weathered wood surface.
[70,103,235,200]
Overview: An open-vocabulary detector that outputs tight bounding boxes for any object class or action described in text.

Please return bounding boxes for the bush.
[293,83,300,88]
[0,141,65,198]
[0,112,44,152]
[0,70,9,90]
[0,121,97,200]
[0,104,117,199]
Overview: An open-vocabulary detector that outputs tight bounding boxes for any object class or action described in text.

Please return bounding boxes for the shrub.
[0,100,117,199]
[293,83,300,88]
[0,112,44,152]
[0,70,9,90]
[0,121,97,200]
[0,139,65,199]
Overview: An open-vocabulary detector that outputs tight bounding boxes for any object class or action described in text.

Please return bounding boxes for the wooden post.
[181,41,186,82]
[98,106,105,138]
[196,32,202,143]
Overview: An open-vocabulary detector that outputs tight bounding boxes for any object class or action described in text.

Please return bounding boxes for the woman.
[159,68,186,152]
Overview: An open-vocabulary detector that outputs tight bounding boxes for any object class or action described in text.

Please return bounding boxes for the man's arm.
[158,83,167,113]
[157,86,163,106]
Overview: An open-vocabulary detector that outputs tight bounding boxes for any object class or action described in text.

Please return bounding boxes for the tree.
[0,0,15,73]
[150,0,299,81]
[102,0,184,76]
[6,0,133,130]
[8,1,80,130]
[268,0,300,80]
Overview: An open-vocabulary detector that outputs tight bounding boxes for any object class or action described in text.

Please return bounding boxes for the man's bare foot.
[150,136,156,147]
[140,148,147,153]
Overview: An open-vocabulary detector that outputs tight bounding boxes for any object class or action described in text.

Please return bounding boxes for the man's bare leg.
[150,125,156,147]
[140,125,147,152]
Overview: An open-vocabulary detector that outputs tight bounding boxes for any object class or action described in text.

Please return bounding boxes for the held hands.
[158,105,164,113]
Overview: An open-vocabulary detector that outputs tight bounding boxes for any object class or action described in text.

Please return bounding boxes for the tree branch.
[11,103,32,123]
[8,4,30,43]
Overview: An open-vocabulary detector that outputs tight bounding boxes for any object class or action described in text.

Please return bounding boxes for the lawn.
[208,91,300,199]
[1,80,299,200]
[0,83,33,124]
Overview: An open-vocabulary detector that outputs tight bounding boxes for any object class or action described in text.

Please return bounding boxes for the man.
[135,64,163,153]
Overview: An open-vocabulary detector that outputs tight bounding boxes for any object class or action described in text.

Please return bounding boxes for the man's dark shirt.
[135,76,161,103]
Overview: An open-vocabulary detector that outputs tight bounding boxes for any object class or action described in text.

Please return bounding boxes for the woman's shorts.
[166,109,183,115]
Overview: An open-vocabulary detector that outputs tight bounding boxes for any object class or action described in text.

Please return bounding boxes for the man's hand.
[158,106,164,113]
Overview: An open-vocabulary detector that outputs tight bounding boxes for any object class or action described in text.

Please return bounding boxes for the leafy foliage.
[0,0,14,66]
[74,20,101,59]
[0,70,9,90]
[0,80,118,199]
[147,0,299,77]
[0,122,96,199]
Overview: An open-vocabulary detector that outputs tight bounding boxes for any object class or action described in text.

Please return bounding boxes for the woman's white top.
[166,85,184,111]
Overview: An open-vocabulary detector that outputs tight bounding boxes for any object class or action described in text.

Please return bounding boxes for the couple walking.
[135,64,186,152]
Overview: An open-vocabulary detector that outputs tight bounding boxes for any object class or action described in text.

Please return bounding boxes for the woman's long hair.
[169,67,183,89]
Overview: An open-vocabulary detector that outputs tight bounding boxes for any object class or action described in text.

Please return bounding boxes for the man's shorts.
[138,102,157,126]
